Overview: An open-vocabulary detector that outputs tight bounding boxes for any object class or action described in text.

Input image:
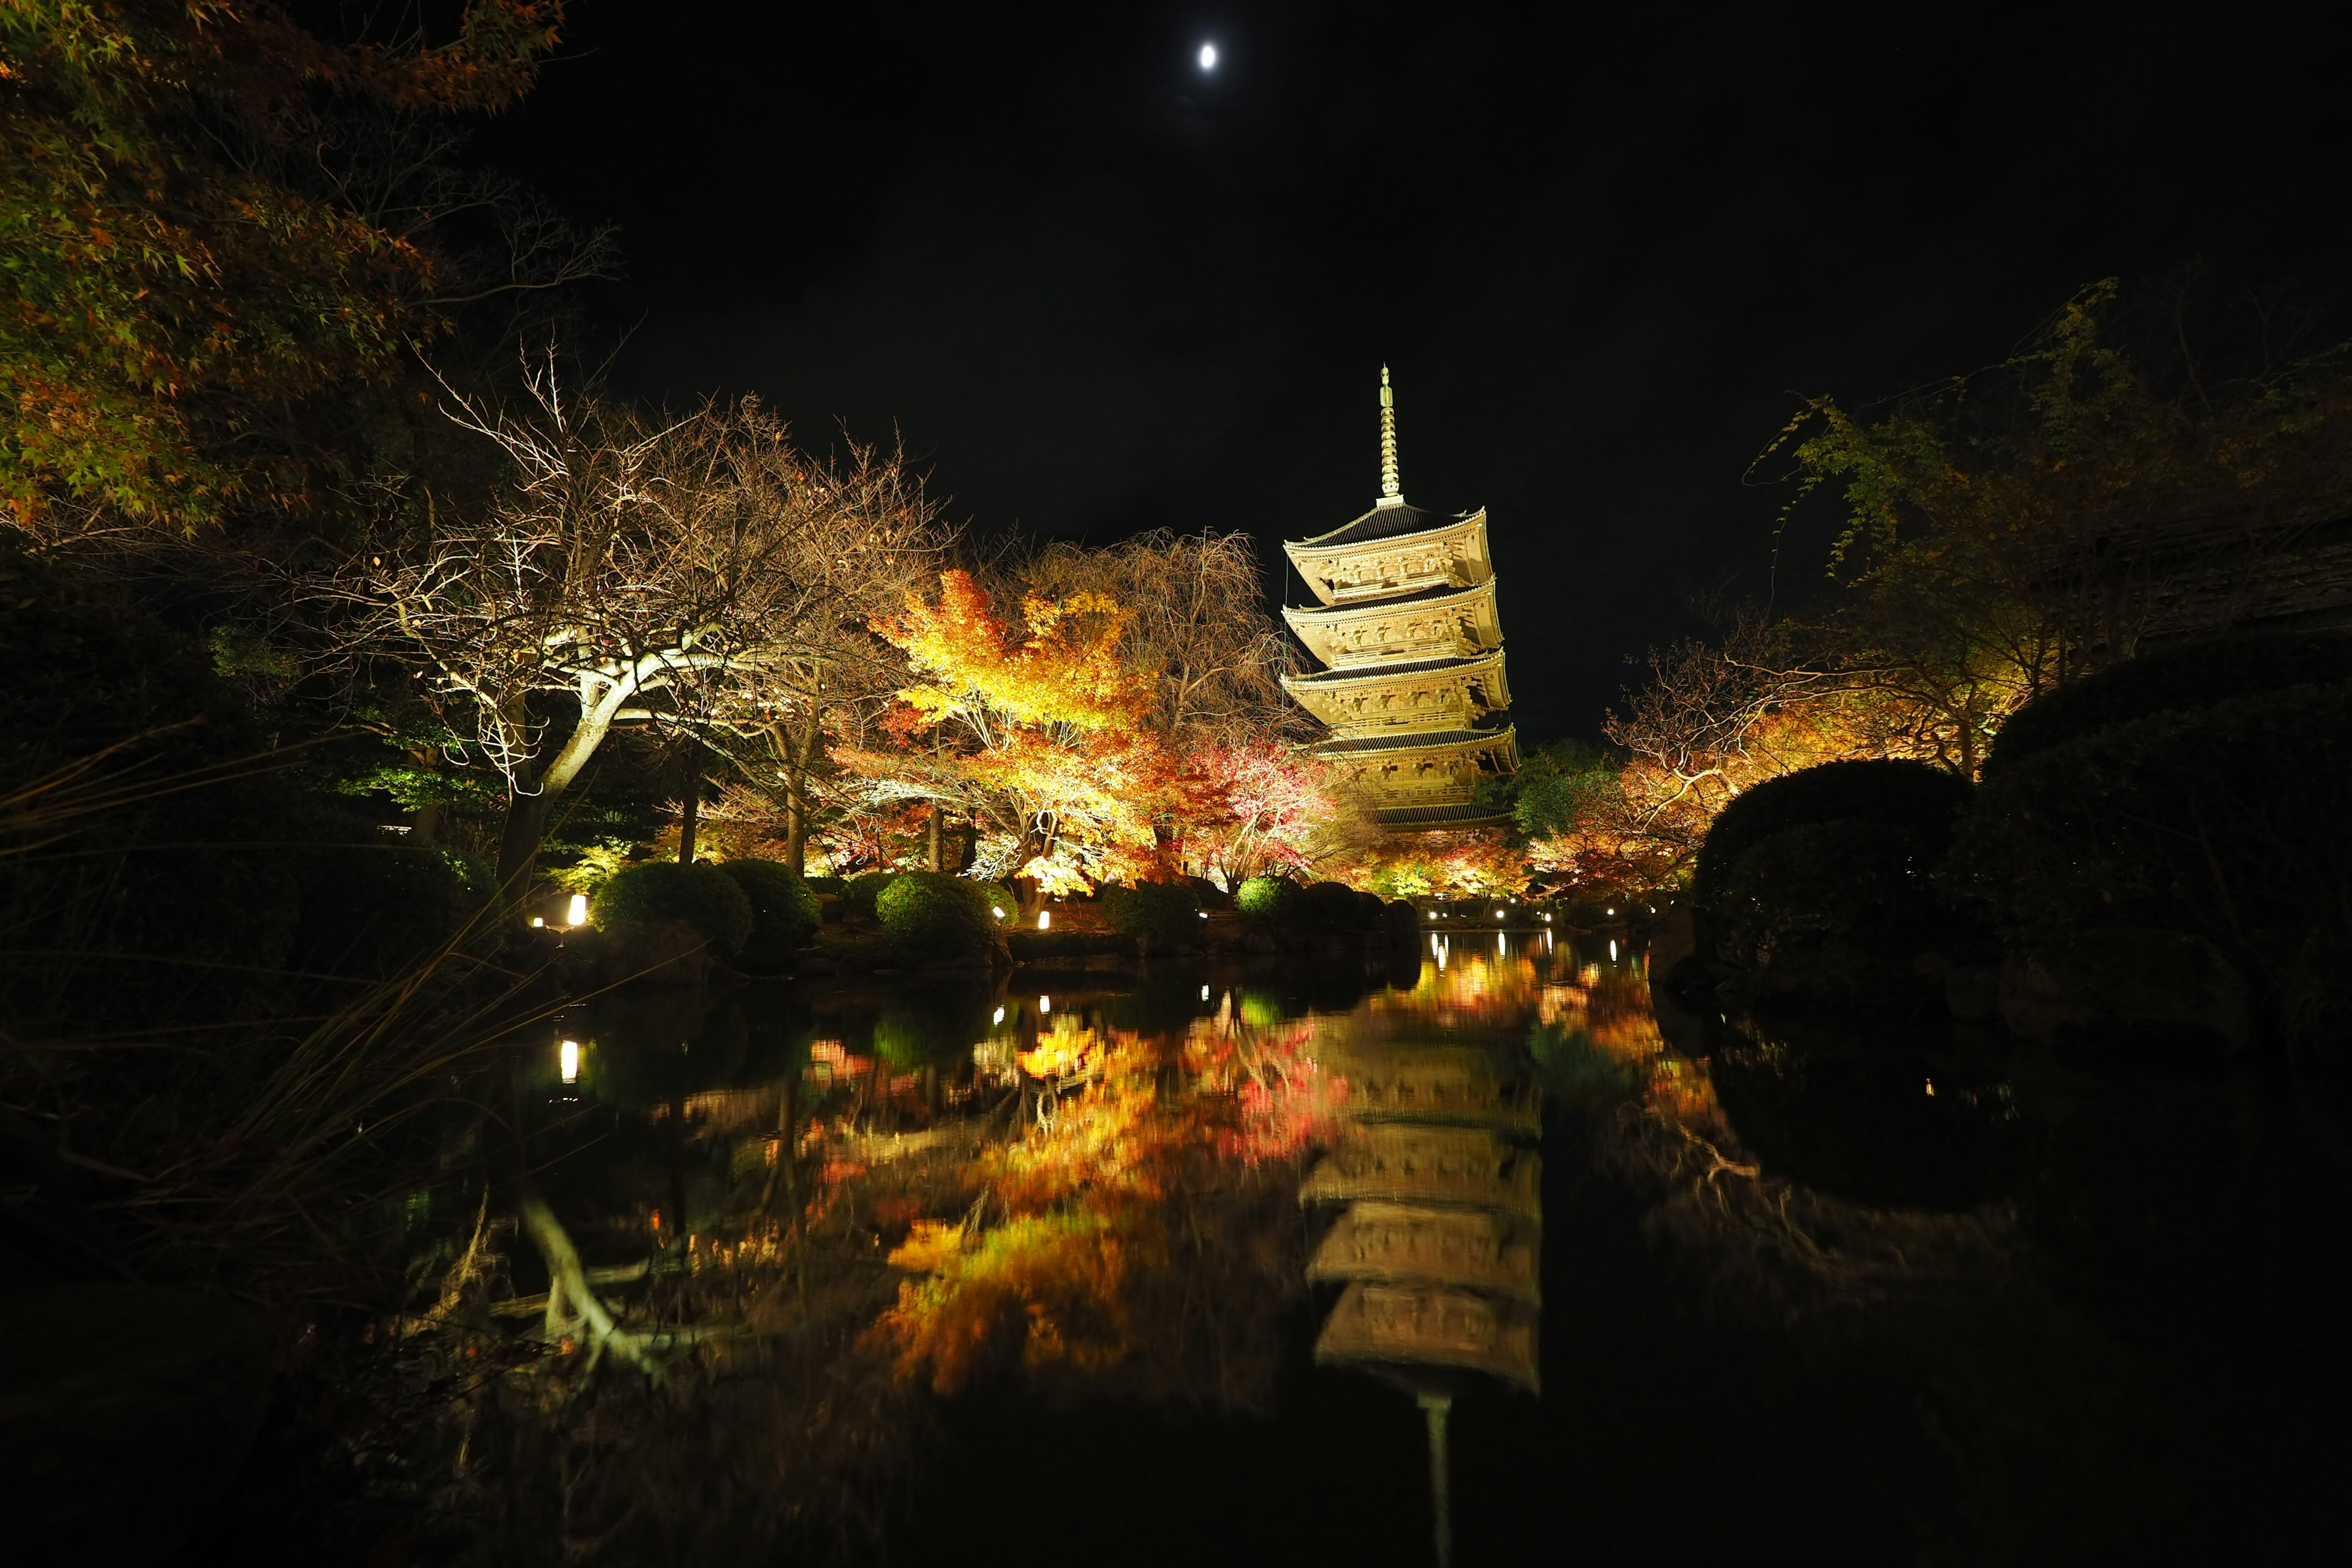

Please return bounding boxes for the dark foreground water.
[440,930,2342,1566]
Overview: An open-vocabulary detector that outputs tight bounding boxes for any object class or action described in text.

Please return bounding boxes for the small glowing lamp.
[1606,907,1615,917]
[993,1006,1006,1025]
[1038,995,1051,1014]
[1200,985,1212,1001]
[530,916,545,928]
[1037,910,1051,930]
[559,1039,580,1084]
[1609,939,1619,962]
[567,894,589,926]
[992,906,1006,918]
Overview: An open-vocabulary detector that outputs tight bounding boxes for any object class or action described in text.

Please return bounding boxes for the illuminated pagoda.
[1281,368,1520,829]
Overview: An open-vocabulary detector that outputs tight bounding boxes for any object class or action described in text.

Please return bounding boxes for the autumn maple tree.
[864,568,1172,894]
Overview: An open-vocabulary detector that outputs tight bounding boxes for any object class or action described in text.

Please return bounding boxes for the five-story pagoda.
[1282,369,1520,829]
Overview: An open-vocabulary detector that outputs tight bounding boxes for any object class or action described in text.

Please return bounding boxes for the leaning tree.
[352,365,942,897]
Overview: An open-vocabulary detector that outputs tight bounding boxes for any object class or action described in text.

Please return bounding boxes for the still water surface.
[478,930,2339,1565]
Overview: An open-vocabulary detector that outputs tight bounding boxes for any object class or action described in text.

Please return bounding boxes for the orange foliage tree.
[860,569,1172,893]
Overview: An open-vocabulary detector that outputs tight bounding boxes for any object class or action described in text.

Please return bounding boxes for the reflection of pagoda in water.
[1281,368,1520,831]
[1300,942,1547,1565]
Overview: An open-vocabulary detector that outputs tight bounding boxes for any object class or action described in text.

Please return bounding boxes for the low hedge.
[1693,759,1972,911]
[875,872,998,956]
[1101,880,1204,945]
[592,861,753,958]
[803,875,848,899]
[1983,633,2352,778]
[712,859,822,971]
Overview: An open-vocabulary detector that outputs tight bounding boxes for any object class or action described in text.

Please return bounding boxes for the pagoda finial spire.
[1376,364,1404,508]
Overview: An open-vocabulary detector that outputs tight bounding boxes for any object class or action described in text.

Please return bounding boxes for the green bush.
[712,860,821,971]
[1383,899,1422,939]
[971,883,1017,924]
[1101,880,1204,946]
[874,872,998,956]
[842,871,895,919]
[803,875,848,899]
[1945,684,2352,1025]
[592,861,753,958]
[1985,633,2352,778]
[1235,875,1302,924]
[1694,759,1972,911]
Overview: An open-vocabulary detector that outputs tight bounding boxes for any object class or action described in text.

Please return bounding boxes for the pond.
[391,928,2342,1565]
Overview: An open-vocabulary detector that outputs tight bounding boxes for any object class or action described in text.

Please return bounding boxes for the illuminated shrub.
[842,871,896,918]
[712,859,821,971]
[971,883,1017,923]
[1693,759,1971,912]
[592,861,753,958]
[875,872,997,956]
[1235,875,1302,923]
[1101,880,1202,945]
[1985,633,2352,778]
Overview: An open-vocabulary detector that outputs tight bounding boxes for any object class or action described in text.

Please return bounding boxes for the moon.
[1198,43,1218,71]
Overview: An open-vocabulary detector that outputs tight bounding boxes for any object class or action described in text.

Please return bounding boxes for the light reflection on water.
[390,925,2331,1565]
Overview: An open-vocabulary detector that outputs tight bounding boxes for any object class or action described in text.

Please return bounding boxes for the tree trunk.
[494,791,548,910]
[927,802,944,872]
[677,753,701,865]
[783,770,807,873]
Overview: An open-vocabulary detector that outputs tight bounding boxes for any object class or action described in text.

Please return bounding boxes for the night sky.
[478,3,2352,741]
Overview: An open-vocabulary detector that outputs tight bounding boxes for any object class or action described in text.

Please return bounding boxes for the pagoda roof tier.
[1299,500,1450,548]
[1311,722,1511,756]
[1284,508,1491,607]
[1374,801,1516,831]
[1284,649,1504,687]
[1282,652,1512,739]
[1283,578,1502,671]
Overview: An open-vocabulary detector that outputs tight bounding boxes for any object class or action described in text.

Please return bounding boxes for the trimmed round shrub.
[592,861,753,957]
[1302,880,1379,933]
[1235,875,1303,924]
[1383,899,1422,939]
[803,875,848,899]
[1102,880,1204,946]
[1985,633,2352,778]
[1186,875,1233,911]
[971,883,1018,924]
[875,872,998,956]
[712,859,821,972]
[1715,821,1956,1006]
[1947,684,2352,1010]
[1693,760,1972,911]
[842,871,895,919]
